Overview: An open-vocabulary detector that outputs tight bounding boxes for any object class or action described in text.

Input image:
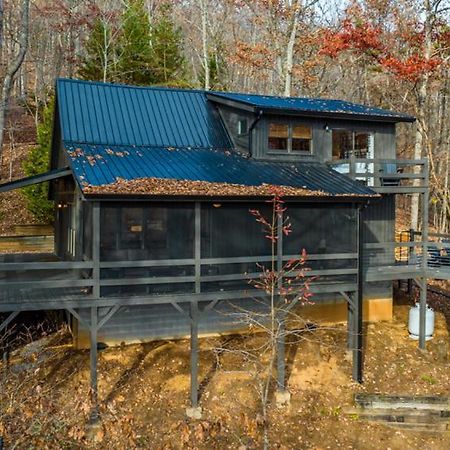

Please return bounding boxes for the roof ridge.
[56,77,208,94]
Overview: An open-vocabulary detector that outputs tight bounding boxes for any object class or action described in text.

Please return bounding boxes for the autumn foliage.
[319,8,445,83]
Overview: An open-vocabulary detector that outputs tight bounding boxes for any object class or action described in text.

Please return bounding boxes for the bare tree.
[283,0,319,97]
[0,0,30,169]
[212,190,314,449]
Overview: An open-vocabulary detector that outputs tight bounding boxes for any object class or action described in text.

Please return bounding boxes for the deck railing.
[327,158,428,194]
[0,252,360,311]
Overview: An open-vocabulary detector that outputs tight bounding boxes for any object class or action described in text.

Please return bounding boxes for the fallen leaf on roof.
[81,177,374,198]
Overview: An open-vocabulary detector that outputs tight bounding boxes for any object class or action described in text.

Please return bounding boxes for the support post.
[276,210,286,392]
[353,206,364,383]
[407,228,415,295]
[186,300,202,419]
[89,306,99,423]
[419,277,427,349]
[194,202,201,295]
[92,202,100,299]
[277,316,286,391]
[274,209,290,407]
[186,202,202,419]
[347,300,354,350]
[419,160,429,349]
[190,300,199,408]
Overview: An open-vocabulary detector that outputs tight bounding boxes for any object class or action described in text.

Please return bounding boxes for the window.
[292,125,312,152]
[237,119,248,135]
[268,122,312,153]
[268,123,289,150]
[332,130,373,159]
[331,129,375,186]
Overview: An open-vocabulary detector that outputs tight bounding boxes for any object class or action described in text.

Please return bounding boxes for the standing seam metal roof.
[208,92,415,122]
[57,79,232,149]
[65,143,375,197]
[55,79,379,198]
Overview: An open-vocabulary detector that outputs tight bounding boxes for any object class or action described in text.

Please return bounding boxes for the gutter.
[248,109,263,158]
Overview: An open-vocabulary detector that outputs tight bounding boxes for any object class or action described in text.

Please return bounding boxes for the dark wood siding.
[216,105,254,155]
[250,115,396,162]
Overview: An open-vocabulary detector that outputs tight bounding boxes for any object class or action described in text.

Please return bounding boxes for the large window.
[268,123,312,153]
[332,130,373,159]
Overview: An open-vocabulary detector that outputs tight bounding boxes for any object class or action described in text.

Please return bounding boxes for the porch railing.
[327,158,428,194]
[0,252,359,311]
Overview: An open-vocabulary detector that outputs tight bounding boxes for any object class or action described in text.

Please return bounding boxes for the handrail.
[0,261,94,271]
[327,157,429,191]
[0,253,358,271]
[329,158,427,165]
[0,252,359,292]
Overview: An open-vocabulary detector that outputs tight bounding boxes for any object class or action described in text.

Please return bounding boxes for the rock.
[435,339,448,361]
[275,390,291,408]
[186,406,202,420]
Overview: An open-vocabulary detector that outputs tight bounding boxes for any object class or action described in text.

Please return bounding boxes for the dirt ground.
[1,290,450,449]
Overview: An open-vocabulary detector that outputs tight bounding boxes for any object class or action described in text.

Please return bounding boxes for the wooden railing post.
[92,202,100,299]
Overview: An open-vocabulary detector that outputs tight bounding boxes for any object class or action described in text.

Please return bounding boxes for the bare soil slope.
[1,298,449,449]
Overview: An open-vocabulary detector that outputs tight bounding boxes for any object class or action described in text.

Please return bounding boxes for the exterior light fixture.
[213,203,222,208]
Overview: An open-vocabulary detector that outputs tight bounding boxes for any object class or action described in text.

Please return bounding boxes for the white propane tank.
[408,303,435,341]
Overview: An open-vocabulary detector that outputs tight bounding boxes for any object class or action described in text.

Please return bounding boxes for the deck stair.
[344,394,450,432]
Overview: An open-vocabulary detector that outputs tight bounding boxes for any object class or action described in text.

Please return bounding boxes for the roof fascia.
[83,193,376,203]
[206,93,256,113]
[207,93,415,123]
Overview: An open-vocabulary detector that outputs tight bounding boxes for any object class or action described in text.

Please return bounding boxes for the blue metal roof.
[208,92,415,122]
[65,142,375,197]
[55,79,380,198]
[56,79,232,148]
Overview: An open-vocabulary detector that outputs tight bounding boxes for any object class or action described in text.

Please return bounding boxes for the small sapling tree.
[215,189,315,449]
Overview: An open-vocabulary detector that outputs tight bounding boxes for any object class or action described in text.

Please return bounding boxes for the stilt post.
[347,299,354,350]
[276,211,285,391]
[189,300,199,408]
[419,160,429,349]
[89,306,99,423]
[353,206,364,383]
[186,202,202,419]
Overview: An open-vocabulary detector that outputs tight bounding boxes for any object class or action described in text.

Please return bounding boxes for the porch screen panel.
[284,204,358,283]
[100,203,195,296]
[201,203,272,291]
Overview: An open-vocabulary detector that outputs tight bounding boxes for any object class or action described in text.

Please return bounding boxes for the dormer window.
[268,122,312,153]
[237,119,248,135]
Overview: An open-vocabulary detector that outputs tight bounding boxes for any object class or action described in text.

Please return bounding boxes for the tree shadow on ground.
[103,341,165,404]
[198,334,246,401]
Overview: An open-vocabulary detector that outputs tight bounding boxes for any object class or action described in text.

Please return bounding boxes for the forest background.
[0,0,449,232]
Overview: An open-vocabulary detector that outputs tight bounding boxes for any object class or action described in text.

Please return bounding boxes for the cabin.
[1,78,434,420]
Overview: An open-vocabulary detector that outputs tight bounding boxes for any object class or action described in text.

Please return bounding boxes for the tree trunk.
[283,0,302,97]
[0,0,4,61]
[0,0,30,169]
[199,0,210,90]
[410,0,432,231]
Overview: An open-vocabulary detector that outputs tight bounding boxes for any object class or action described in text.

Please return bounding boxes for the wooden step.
[348,394,450,432]
[354,393,450,411]
[385,422,449,432]
[344,407,450,424]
